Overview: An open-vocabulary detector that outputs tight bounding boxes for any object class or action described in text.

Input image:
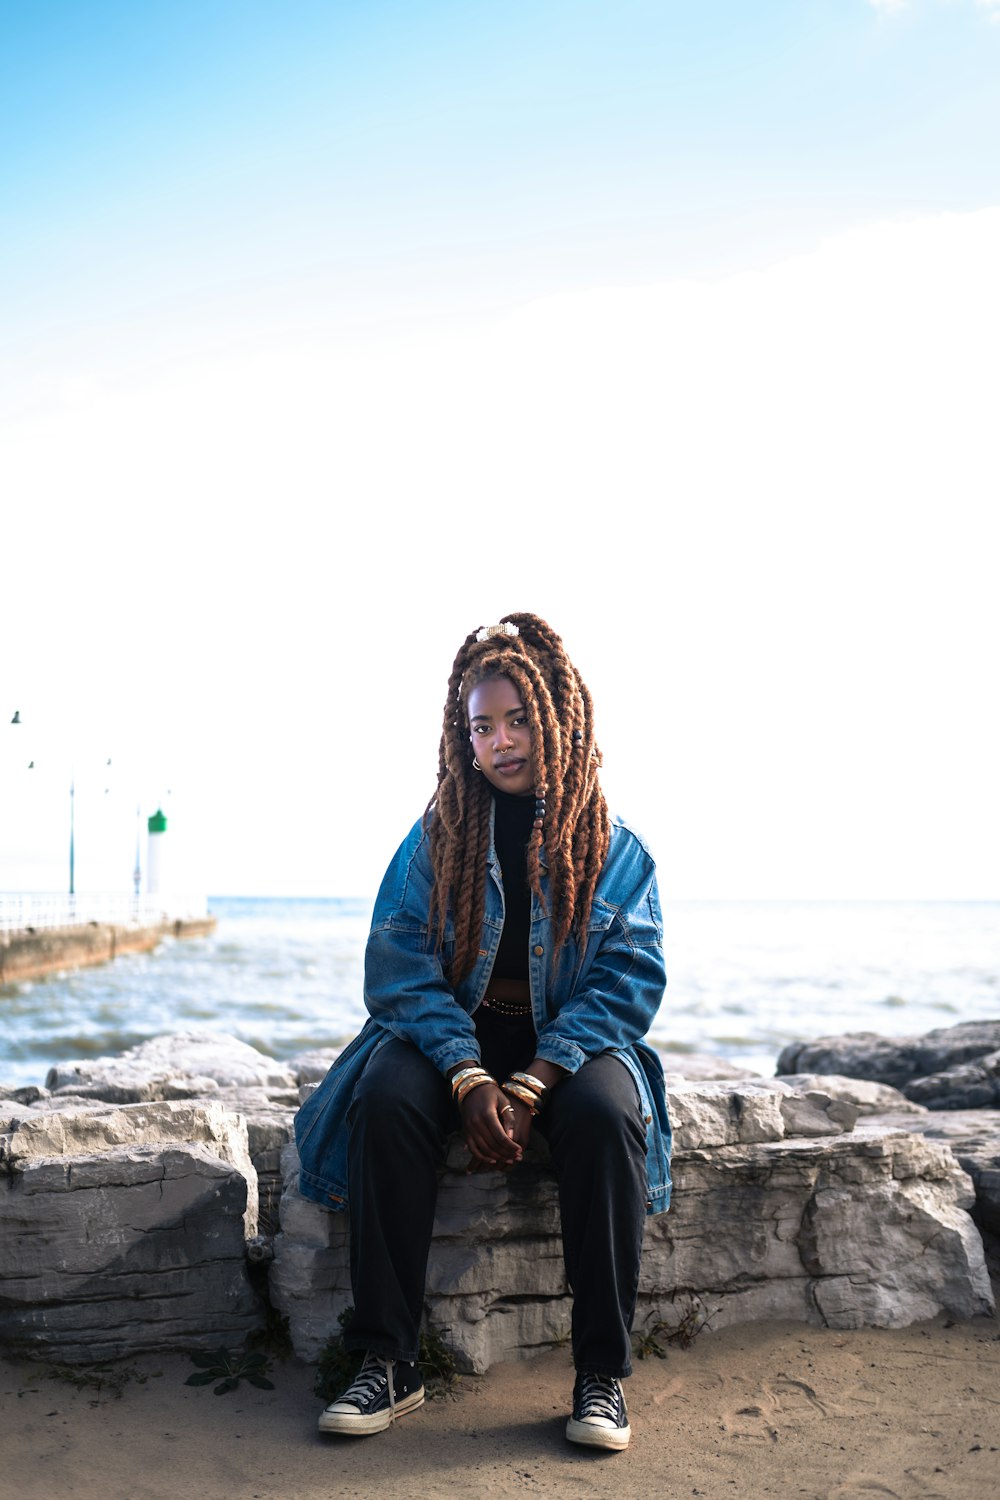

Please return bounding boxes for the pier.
[0,895,216,985]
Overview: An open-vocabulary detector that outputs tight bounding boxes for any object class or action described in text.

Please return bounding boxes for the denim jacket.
[295,805,672,1215]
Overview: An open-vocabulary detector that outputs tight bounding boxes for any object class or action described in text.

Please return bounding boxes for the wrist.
[451,1065,498,1107]
[526,1058,565,1091]
[500,1069,550,1116]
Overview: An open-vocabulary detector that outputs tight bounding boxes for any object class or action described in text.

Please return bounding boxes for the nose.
[493,721,515,752]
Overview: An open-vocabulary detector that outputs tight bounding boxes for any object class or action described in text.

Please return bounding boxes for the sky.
[1,0,998,902]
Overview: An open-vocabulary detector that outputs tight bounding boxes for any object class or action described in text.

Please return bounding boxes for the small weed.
[43,1362,146,1404]
[314,1307,459,1403]
[185,1347,275,1396]
[418,1324,460,1397]
[313,1308,359,1401]
[245,1304,294,1362]
[633,1295,718,1358]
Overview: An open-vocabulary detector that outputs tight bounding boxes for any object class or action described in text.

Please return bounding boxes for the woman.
[295,613,671,1451]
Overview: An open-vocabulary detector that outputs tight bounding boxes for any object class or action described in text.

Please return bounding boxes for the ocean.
[1,898,997,1089]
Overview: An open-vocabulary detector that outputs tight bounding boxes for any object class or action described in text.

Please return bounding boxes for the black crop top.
[490,787,535,981]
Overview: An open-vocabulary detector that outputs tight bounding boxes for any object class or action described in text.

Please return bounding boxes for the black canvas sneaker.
[566,1371,631,1451]
[318,1352,425,1436]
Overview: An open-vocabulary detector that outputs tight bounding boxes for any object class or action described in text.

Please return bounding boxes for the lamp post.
[9,712,122,899]
[133,803,142,904]
[69,778,75,897]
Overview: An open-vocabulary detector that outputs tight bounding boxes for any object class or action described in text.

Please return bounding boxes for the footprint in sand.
[828,1482,902,1500]
[719,1374,881,1440]
[648,1370,725,1409]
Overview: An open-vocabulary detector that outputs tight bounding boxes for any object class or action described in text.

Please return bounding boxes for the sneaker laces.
[338,1352,396,1418]
[578,1372,622,1423]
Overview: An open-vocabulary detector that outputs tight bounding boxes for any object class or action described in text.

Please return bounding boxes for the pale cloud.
[869,0,1000,16]
[3,206,999,898]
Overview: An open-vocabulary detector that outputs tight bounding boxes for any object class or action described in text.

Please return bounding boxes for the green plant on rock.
[185,1347,275,1395]
[314,1307,459,1403]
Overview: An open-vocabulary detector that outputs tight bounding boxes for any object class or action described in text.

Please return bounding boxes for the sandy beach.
[3,1308,999,1500]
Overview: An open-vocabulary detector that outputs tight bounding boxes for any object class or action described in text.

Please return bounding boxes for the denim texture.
[295,803,671,1214]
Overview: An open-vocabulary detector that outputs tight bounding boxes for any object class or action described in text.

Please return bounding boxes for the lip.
[494,758,528,775]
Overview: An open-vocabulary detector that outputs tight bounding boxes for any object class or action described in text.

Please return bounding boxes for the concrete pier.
[0,915,216,986]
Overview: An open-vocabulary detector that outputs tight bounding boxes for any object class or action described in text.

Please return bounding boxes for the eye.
[471,724,490,735]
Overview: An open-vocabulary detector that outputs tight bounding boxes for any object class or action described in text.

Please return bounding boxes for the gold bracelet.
[451,1066,491,1096]
[456,1074,497,1106]
[501,1081,540,1114]
[509,1071,547,1098]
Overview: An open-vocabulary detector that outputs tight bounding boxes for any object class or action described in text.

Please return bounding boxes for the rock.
[776,1073,926,1116]
[0,1084,50,1106]
[213,1096,297,1236]
[270,1093,993,1373]
[776,1020,1000,1092]
[286,1047,345,1085]
[903,1050,1000,1111]
[667,1080,858,1151]
[658,1052,763,1083]
[2,1098,259,1235]
[866,1106,1000,1246]
[0,1100,262,1363]
[45,1030,296,1099]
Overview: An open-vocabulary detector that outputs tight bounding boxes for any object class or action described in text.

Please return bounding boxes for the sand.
[3,1311,999,1500]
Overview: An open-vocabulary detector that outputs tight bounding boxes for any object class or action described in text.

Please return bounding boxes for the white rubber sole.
[565,1415,631,1451]
[318,1386,425,1436]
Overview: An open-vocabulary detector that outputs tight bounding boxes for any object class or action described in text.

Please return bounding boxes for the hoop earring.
[472,757,482,771]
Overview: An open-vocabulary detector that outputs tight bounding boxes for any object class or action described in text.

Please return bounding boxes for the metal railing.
[0,893,210,935]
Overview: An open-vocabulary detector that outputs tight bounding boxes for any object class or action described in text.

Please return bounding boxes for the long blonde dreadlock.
[424,612,610,984]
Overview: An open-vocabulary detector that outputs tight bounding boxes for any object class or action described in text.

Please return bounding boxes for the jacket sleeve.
[533,834,666,1075]
[363,820,482,1076]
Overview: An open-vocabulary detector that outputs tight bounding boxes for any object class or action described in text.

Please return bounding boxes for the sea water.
[1,897,997,1089]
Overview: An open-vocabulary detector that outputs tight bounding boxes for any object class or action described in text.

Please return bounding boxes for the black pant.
[345,1037,648,1377]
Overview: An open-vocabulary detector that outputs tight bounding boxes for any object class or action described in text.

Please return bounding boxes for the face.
[467,675,535,796]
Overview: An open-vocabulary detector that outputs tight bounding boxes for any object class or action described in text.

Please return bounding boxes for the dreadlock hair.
[424,612,610,985]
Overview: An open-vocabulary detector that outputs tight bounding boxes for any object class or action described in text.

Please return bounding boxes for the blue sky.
[2,2,998,898]
[4,0,999,336]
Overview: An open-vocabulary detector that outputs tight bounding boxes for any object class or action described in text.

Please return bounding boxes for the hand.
[502,1094,535,1154]
[459,1082,523,1172]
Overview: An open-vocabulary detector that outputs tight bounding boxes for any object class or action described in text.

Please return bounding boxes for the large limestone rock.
[286,1047,345,1085]
[269,1082,994,1373]
[32,1033,301,1237]
[0,1099,262,1363]
[775,1073,926,1116]
[658,1052,763,1083]
[776,1020,1000,1095]
[45,1030,298,1100]
[903,1050,1000,1111]
[866,1106,1000,1247]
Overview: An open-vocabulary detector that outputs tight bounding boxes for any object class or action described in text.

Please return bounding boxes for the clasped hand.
[459,1082,532,1171]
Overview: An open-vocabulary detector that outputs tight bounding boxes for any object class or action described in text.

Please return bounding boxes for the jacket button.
[533,944,544,956]
[644,1114,652,1124]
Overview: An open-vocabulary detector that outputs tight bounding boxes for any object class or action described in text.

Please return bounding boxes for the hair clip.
[476,622,519,642]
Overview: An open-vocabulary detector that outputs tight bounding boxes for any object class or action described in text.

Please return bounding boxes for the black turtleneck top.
[489,786,535,981]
